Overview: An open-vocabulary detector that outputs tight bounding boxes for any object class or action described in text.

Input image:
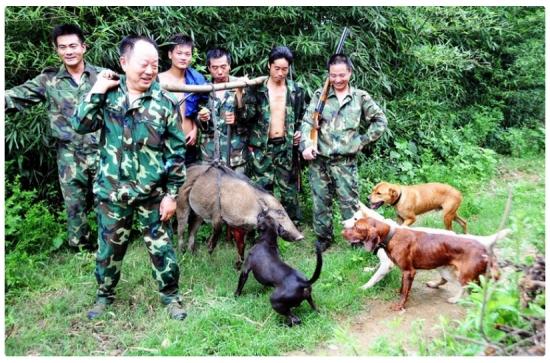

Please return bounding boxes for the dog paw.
[360,283,372,290]
[287,316,301,326]
[390,303,405,312]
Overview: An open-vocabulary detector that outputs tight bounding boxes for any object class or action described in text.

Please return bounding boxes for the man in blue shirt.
[159,34,208,166]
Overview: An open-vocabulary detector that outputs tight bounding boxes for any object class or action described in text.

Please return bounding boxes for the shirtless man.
[242,46,306,225]
[158,34,208,166]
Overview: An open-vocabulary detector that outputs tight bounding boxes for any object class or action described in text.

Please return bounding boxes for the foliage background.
[3,6,545,356]
[5,6,545,196]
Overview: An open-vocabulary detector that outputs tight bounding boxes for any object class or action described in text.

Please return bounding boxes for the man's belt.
[268,137,286,145]
[328,153,355,162]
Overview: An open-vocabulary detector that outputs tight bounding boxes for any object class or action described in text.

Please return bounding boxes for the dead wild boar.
[176,163,303,266]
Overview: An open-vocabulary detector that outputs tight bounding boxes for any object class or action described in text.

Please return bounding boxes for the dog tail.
[308,243,323,285]
[481,228,512,249]
[480,228,511,281]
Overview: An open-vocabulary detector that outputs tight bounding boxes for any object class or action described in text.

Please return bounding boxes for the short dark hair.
[327,53,353,71]
[51,24,85,47]
[268,46,293,66]
[119,35,158,57]
[206,48,232,67]
[167,33,194,53]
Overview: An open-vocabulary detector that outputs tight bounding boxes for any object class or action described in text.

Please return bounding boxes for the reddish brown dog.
[343,216,510,311]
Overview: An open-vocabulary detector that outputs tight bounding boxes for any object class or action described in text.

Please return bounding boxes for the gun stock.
[309,78,331,146]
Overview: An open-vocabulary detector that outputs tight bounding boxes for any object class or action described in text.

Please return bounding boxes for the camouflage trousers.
[309,155,359,241]
[247,142,301,222]
[94,198,181,306]
[56,142,98,248]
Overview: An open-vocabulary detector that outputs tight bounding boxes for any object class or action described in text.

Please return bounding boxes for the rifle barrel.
[335,27,350,54]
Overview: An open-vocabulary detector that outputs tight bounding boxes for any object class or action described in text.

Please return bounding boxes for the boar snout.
[277,223,304,242]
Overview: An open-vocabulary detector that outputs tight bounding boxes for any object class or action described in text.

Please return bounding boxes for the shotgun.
[310,27,350,150]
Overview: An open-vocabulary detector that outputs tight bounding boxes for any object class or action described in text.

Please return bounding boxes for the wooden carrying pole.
[161,76,267,93]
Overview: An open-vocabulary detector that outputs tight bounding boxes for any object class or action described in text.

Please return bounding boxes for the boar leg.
[176,185,193,252]
[187,213,203,253]
[231,227,247,270]
[207,221,223,254]
[176,209,188,252]
[176,206,190,253]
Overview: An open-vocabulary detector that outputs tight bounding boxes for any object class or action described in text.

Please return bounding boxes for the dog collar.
[373,225,396,254]
[390,191,402,206]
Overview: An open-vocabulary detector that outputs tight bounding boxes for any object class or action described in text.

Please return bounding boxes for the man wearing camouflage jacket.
[242,46,305,224]
[71,36,187,321]
[199,48,247,173]
[301,54,387,251]
[5,24,101,251]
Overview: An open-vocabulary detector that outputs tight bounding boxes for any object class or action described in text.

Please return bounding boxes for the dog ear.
[389,187,398,199]
[363,228,381,252]
[355,218,369,232]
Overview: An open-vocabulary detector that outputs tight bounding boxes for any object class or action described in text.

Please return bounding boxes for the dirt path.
[288,270,466,356]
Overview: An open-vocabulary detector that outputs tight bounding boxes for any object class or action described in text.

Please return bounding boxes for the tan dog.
[369,182,468,233]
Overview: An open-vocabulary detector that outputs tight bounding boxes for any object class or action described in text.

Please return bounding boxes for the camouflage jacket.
[199,76,248,167]
[241,79,305,149]
[300,86,387,157]
[71,76,186,203]
[5,63,102,150]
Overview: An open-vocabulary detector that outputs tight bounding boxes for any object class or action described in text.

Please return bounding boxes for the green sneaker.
[167,301,187,321]
[87,301,108,320]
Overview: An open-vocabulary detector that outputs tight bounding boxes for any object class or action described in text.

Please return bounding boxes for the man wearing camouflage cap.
[5,24,102,252]
[300,53,388,252]
[71,35,187,321]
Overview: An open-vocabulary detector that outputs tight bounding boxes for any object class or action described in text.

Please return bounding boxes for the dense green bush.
[5,176,67,291]
[4,6,545,193]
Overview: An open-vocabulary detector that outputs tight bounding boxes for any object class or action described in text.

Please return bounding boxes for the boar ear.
[258,198,269,213]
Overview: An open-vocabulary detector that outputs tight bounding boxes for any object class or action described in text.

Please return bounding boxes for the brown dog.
[369,181,468,233]
[342,215,509,310]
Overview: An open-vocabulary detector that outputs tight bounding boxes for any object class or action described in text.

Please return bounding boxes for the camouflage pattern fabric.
[300,85,387,241]
[199,76,248,168]
[5,63,102,248]
[309,155,359,241]
[94,199,181,305]
[247,142,300,221]
[241,79,306,221]
[72,75,186,305]
[5,63,102,147]
[57,142,98,247]
[242,79,305,149]
[71,76,186,203]
[300,86,387,156]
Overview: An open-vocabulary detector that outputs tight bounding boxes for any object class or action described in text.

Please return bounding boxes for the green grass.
[4,155,544,356]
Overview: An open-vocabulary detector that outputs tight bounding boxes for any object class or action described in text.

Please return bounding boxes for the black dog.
[234,214,323,326]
